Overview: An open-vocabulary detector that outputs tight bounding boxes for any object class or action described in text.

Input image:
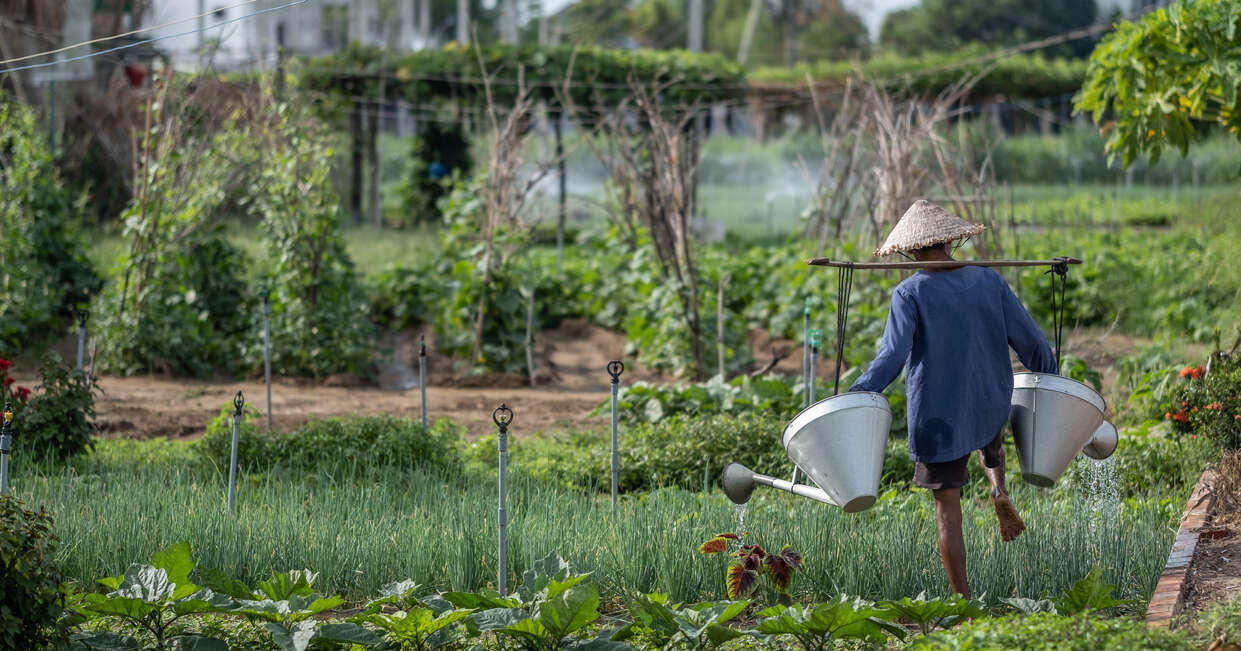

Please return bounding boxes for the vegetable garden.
[3,3,1241,647]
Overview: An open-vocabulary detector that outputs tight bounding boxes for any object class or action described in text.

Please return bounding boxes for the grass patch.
[11,437,1182,607]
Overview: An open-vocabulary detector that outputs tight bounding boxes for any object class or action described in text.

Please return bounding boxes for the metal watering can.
[1010,372,1116,487]
[722,392,890,513]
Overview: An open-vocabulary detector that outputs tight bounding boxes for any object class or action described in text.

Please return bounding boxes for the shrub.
[912,613,1194,650]
[484,413,916,494]
[198,407,464,475]
[246,105,376,377]
[0,98,100,354]
[1164,354,1241,449]
[15,352,98,461]
[0,494,64,649]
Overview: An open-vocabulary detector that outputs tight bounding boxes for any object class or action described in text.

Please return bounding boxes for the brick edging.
[1145,470,1217,627]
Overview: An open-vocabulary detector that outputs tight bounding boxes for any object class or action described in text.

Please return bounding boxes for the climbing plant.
[93,79,252,377]
[245,104,375,378]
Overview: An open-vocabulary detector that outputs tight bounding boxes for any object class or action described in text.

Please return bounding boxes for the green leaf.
[538,581,600,639]
[172,589,235,616]
[263,620,318,651]
[151,541,194,588]
[168,635,229,651]
[82,593,156,620]
[196,567,255,600]
[69,631,139,651]
[258,570,317,601]
[704,623,744,645]
[500,617,549,641]
[1002,597,1058,614]
[442,591,520,610]
[1055,567,1135,615]
[113,564,176,603]
[315,622,386,646]
[470,606,534,631]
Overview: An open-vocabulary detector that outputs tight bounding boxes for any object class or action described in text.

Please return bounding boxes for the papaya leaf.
[81,594,156,621]
[315,621,387,647]
[113,565,176,603]
[877,592,984,635]
[257,570,317,601]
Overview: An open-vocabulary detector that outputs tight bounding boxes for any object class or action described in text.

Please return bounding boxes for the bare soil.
[8,323,1198,442]
[1185,455,1241,615]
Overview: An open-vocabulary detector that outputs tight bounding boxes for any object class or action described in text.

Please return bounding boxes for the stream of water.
[1079,455,1121,555]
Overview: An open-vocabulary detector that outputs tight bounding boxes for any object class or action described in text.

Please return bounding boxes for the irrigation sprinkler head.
[803,298,811,316]
[809,328,822,350]
[607,360,624,383]
[419,335,426,357]
[76,309,89,327]
[1083,420,1118,461]
[233,391,245,416]
[493,404,513,430]
[721,463,757,505]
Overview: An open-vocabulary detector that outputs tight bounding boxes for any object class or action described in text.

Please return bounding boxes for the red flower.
[1234,414,1240,421]
[14,386,30,403]
[2,376,12,388]
[1166,412,1173,420]
[0,359,10,372]
[1173,410,1189,422]
[1192,407,1200,413]
[1180,365,1206,380]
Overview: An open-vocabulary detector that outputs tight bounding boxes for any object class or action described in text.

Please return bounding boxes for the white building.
[142,0,432,71]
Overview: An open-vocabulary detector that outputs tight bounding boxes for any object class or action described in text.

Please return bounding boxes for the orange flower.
[1234,414,1240,421]
[1192,407,1199,413]
[1166,412,1173,420]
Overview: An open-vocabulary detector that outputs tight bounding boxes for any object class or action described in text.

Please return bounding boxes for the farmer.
[849,199,1057,600]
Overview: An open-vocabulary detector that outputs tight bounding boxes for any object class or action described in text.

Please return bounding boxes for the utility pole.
[737,0,761,64]
[400,0,416,50]
[457,0,470,44]
[419,0,431,48]
[688,0,704,52]
[501,0,518,43]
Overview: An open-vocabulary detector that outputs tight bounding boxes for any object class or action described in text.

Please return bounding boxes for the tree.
[558,0,633,47]
[880,0,1099,58]
[1075,0,1241,169]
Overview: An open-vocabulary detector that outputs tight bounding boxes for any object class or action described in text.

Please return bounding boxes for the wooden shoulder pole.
[804,257,1082,270]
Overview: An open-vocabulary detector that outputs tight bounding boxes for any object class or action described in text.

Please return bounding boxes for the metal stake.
[75,309,89,369]
[419,336,428,431]
[262,294,272,432]
[227,392,244,514]
[0,404,12,493]
[607,360,625,515]
[493,404,513,595]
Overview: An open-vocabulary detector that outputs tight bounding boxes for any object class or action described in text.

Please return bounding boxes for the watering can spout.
[721,462,844,509]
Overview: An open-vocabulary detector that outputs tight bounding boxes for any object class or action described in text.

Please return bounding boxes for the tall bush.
[0,494,64,649]
[93,80,253,377]
[0,98,100,355]
[245,106,375,377]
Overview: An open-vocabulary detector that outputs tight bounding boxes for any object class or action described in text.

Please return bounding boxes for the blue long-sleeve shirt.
[850,266,1057,463]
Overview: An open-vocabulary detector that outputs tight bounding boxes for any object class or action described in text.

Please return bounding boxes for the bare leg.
[979,448,1025,541]
[932,487,970,599]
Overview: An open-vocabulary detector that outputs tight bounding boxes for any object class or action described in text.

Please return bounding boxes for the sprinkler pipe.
[0,403,12,493]
[607,360,624,515]
[262,293,272,431]
[228,391,244,514]
[76,309,89,369]
[493,403,513,595]
[419,336,428,431]
[808,328,821,404]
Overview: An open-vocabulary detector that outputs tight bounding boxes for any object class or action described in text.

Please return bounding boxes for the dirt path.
[18,321,1185,442]
[87,319,667,440]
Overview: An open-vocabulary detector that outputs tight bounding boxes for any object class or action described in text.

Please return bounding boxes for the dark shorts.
[913,432,1005,491]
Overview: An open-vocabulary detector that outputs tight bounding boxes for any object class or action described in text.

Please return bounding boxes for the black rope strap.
[1046,257,1069,371]
[833,264,855,395]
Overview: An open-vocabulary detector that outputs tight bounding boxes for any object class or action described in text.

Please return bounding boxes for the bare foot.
[992,493,1026,542]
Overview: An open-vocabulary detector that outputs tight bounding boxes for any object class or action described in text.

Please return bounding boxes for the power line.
[0,0,309,76]
[0,0,269,67]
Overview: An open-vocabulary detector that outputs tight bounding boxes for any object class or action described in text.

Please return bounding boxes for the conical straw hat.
[873,200,985,256]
